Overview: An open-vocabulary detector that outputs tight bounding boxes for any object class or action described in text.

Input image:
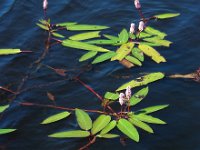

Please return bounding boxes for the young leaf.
[92,51,117,64]
[139,42,162,47]
[135,114,166,124]
[155,13,180,19]
[144,26,167,39]
[130,87,149,106]
[125,56,142,66]
[62,40,110,52]
[139,32,152,38]
[75,109,92,131]
[116,72,165,91]
[66,24,109,31]
[36,23,49,30]
[0,49,21,55]
[103,34,119,41]
[100,120,117,135]
[0,105,9,113]
[91,115,111,135]
[137,105,169,114]
[56,22,77,27]
[117,119,139,142]
[0,129,16,135]
[49,130,90,138]
[131,48,144,62]
[143,37,172,47]
[104,92,119,101]
[41,112,70,124]
[52,32,65,38]
[118,29,129,44]
[86,40,118,45]
[138,44,166,63]
[69,31,101,41]
[79,51,98,62]
[97,134,119,139]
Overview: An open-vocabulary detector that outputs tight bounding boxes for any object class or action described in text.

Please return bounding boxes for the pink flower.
[125,86,132,100]
[134,0,141,9]
[43,0,48,10]
[130,23,135,34]
[138,21,145,31]
[119,93,125,106]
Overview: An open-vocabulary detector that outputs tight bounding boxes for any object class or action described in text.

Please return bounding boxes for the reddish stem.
[79,136,96,150]
[0,86,17,94]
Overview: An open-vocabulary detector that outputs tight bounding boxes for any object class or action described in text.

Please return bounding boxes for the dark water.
[0,0,200,149]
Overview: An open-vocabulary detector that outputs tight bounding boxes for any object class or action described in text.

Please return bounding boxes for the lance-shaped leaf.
[75,109,92,130]
[131,48,144,62]
[129,117,154,133]
[117,119,139,142]
[0,129,16,135]
[79,51,98,62]
[91,115,111,135]
[92,51,117,64]
[0,49,22,55]
[62,40,110,52]
[134,114,166,124]
[49,130,90,138]
[52,32,65,38]
[97,134,119,139]
[111,42,134,61]
[139,32,152,38]
[118,29,129,44]
[125,56,142,66]
[136,105,169,114]
[86,40,118,45]
[130,87,149,106]
[66,24,109,31]
[0,105,9,113]
[139,42,162,47]
[144,26,167,39]
[104,92,119,101]
[103,34,119,41]
[116,72,165,91]
[36,23,49,30]
[143,37,172,47]
[100,120,117,135]
[56,22,77,27]
[41,111,70,124]
[155,13,180,19]
[138,44,166,63]
[69,31,101,41]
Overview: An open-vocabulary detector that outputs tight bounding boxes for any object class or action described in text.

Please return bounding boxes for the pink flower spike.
[138,21,145,31]
[125,86,132,100]
[134,0,141,9]
[43,0,48,10]
[119,93,125,106]
[130,23,135,34]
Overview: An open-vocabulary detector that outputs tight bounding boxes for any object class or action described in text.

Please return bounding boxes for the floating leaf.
[138,44,166,63]
[86,40,118,45]
[41,111,70,124]
[66,24,109,31]
[135,114,166,124]
[103,34,119,41]
[52,32,65,38]
[49,130,90,138]
[111,42,134,61]
[118,29,129,44]
[97,134,119,138]
[79,51,98,62]
[62,40,110,52]
[131,48,144,62]
[104,92,119,101]
[125,56,142,66]
[0,49,21,55]
[69,31,101,41]
[130,87,149,106]
[0,129,16,135]
[92,51,117,64]
[116,72,165,91]
[0,105,9,113]
[145,26,167,39]
[139,42,162,47]
[137,105,169,114]
[155,13,180,19]
[139,32,152,38]
[91,115,111,135]
[36,23,49,30]
[117,119,139,142]
[75,109,92,131]
[56,22,77,27]
[100,120,117,135]
[143,37,172,47]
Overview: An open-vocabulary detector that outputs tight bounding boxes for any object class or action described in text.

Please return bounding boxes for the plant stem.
[79,136,96,150]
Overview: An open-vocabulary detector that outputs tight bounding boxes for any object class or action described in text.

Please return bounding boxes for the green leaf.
[86,40,118,45]
[144,26,167,39]
[117,119,139,142]
[91,115,111,135]
[0,129,16,135]
[118,29,129,44]
[130,87,149,106]
[100,120,117,135]
[52,32,65,38]
[129,117,154,133]
[125,56,142,66]
[137,105,169,114]
[155,13,180,19]
[0,105,9,113]
[139,32,152,38]
[131,48,144,62]
[49,130,90,138]
[111,42,134,61]
[0,49,21,55]
[143,37,172,47]
[75,109,92,130]
[69,31,101,41]
[139,42,162,47]
[66,24,109,31]
[56,22,77,27]
[103,34,119,41]
[116,72,165,91]
[135,114,166,124]
[36,23,49,30]
[97,134,119,138]
[104,92,119,101]
[92,51,117,64]
[79,51,98,62]
[41,111,70,124]
[62,40,110,52]
[138,44,166,63]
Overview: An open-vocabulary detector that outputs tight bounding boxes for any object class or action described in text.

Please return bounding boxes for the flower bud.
[134,0,141,9]
[138,21,145,31]
[125,86,132,100]
[119,93,125,106]
[130,23,135,34]
[43,0,48,10]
